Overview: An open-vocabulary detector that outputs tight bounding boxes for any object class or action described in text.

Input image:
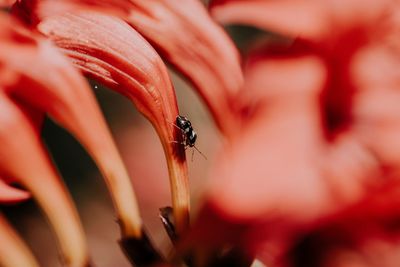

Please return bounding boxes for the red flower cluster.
[1,0,399,266]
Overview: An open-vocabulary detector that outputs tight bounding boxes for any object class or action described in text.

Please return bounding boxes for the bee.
[172,115,206,160]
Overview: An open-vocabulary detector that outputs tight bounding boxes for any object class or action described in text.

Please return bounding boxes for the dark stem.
[119,229,166,267]
[207,246,254,267]
[159,206,178,244]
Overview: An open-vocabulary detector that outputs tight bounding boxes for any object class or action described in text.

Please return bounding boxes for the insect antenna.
[193,145,207,160]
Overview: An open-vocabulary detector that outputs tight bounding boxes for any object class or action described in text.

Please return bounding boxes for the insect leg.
[194,145,207,160]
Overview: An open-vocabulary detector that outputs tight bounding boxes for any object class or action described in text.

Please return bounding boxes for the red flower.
[1,0,247,266]
[183,0,400,266]
[11,0,245,238]
[0,14,87,266]
[6,0,398,266]
[0,12,152,266]
[22,9,191,236]
[13,0,243,137]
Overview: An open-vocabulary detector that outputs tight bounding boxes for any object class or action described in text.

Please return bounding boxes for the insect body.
[173,115,206,160]
[175,115,197,147]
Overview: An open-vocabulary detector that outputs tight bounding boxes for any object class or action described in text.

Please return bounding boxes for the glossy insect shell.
[176,115,197,147]
[176,115,191,129]
[187,130,197,147]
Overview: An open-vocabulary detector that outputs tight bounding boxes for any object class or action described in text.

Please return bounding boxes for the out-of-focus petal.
[190,43,398,265]
[0,214,40,267]
[209,0,392,40]
[13,0,243,137]
[0,91,88,267]
[34,11,190,234]
[0,13,142,239]
[350,43,400,168]
[0,179,30,204]
[181,48,330,266]
[207,50,329,221]
[204,0,400,221]
[281,180,400,267]
[210,0,326,38]
[0,0,14,8]
[11,0,132,26]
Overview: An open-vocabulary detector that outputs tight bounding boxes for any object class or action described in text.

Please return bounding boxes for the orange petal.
[0,91,88,266]
[0,179,30,204]
[0,214,40,267]
[1,13,142,238]
[13,0,243,137]
[35,11,190,234]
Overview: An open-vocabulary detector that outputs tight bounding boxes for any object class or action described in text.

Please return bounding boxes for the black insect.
[172,115,206,160]
[176,115,197,147]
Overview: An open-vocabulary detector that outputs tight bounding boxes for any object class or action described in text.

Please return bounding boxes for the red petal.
[124,0,243,136]
[35,11,190,233]
[350,43,400,168]
[209,0,393,40]
[0,14,90,265]
[12,0,131,26]
[1,12,143,238]
[13,0,243,136]
[181,48,330,266]
[0,90,89,266]
[0,179,30,204]
[205,22,400,220]
[196,28,400,264]
[207,49,329,221]
[0,0,14,8]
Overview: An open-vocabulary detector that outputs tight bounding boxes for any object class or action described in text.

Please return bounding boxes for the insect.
[176,115,197,147]
[172,115,206,160]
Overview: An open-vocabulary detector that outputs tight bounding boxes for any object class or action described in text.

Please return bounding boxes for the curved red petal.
[0,90,89,267]
[1,12,143,238]
[0,179,30,204]
[13,0,243,137]
[12,0,131,26]
[35,11,190,234]
[124,0,243,136]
